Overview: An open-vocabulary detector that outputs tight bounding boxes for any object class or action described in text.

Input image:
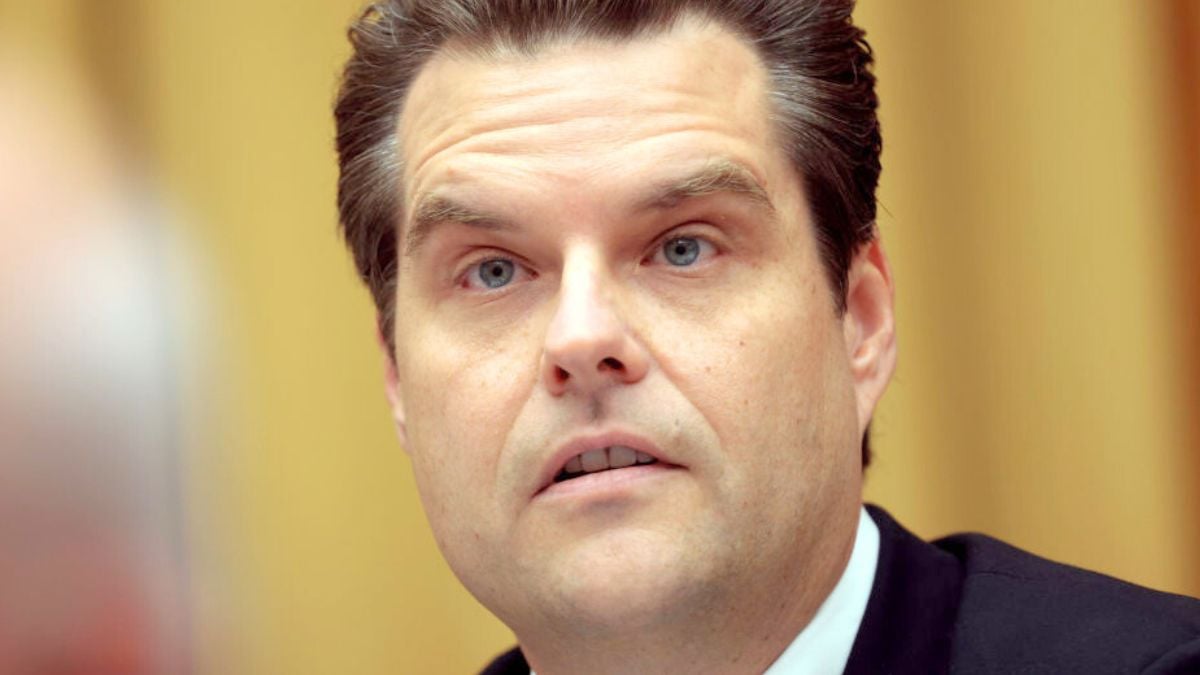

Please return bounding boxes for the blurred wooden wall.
[857,0,1200,600]
[6,1,1196,673]
[1166,0,1200,528]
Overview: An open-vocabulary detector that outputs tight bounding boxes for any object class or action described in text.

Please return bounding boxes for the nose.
[541,259,650,397]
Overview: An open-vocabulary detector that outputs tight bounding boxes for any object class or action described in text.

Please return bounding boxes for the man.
[332,1,1200,672]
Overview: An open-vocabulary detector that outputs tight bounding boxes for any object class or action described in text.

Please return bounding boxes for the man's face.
[387,19,892,633]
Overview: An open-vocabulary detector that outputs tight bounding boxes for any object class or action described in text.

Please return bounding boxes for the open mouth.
[553,445,659,483]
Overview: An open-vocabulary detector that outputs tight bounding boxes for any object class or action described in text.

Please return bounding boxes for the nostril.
[554,366,570,382]
[600,357,623,371]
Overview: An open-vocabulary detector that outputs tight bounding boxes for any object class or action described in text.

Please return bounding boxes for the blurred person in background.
[0,48,193,674]
[333,1,1200,673]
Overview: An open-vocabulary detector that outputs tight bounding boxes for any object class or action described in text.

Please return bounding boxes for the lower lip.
[535,463,680,501]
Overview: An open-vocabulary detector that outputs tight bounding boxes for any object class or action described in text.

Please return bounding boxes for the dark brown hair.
[334,0,881,466]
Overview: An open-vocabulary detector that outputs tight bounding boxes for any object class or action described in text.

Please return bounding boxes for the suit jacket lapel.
[843,505,964,675]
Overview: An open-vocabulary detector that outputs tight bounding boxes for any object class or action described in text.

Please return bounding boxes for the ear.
[842,237,897,439]
[377,322,409,451]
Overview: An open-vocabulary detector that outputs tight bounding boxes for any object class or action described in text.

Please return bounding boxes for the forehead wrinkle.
[401,117,756,239]
[409,109,758,202]
[401,28,772,181]
[407,88,740,182]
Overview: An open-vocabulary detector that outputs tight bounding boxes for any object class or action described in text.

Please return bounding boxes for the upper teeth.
[563,446,656,475]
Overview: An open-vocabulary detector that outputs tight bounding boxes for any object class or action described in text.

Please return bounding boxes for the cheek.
[397,318,541,524]
[648,264,856,506]
[656,269,841,434]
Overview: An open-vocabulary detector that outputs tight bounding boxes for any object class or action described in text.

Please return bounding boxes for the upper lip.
[532,429,673,497]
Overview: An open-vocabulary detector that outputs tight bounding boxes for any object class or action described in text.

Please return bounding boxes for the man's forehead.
[397,16,776,181]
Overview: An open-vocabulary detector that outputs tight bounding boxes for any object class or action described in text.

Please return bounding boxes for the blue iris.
[663,237,701,266]
[478,259,515,288]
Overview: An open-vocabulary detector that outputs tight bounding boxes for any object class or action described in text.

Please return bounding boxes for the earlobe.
[842,237,898,435]
[377,323,409,451]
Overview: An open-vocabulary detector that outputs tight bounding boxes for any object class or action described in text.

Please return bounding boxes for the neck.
[518,508,861,675]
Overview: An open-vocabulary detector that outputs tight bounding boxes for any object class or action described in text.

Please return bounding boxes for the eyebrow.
[404,196,515,257]
[403,159,774,257]
[636,159,775,214]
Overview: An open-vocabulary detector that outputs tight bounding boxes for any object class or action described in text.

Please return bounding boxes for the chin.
[537,530,713,631]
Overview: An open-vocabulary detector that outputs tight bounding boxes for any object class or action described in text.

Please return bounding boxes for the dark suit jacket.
[481,505,1200,674]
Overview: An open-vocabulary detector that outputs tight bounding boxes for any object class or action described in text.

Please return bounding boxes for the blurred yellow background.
[1,1,1196,673]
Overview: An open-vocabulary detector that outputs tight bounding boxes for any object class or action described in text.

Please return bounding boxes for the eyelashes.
[460,256,534,291]
[648,235,716,268]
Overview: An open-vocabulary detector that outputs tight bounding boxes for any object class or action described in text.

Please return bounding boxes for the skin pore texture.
[383,16,896,675]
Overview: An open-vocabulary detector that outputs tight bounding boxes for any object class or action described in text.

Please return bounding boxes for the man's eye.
[467,258,518,290]
[658,236,713,267]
